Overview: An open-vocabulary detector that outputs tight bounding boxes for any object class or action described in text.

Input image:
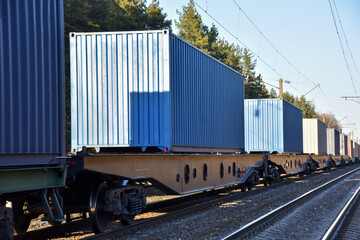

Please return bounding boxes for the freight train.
[0,0,359,238]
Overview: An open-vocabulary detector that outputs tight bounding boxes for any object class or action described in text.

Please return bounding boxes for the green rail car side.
[0,164,68,195]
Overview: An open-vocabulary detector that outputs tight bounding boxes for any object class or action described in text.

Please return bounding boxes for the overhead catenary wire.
[195,0,350,121]
[232,0,317,86]
[194,0,308,100]
[332,0,360,80]
[64,22,81,32]
[192,1,288,83]
[194,1,313,97]
[328,0,359,103]
[230,0,352,117]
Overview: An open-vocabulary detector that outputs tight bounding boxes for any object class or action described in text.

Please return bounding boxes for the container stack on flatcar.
[244,99,303,154]
[348,138,354,158]
[303,118,328,155]
[340,133,348,156]
[353,141,358,158]
[327,128,340,155]
[70,30,244,153]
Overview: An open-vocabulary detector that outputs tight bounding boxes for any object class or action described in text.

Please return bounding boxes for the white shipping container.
[303,119,327,155]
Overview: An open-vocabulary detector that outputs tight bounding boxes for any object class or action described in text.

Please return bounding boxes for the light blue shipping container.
[70,30,244,152]
[0,0,65,165]
[244,99,303,153]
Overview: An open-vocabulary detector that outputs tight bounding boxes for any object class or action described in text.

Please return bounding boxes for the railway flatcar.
[65,29,350,233]
[0,1,357,238]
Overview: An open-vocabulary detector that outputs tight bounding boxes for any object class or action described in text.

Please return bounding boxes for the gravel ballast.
[118,165,360,240]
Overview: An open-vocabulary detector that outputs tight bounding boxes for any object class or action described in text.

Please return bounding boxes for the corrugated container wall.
[327,128,340,155]
[340,134,348,156]
[348,139,353,158]
[347,137,354,157]
[303,119,327,155]
[0,0,65,165]
[353,142,359,158]
[70,30,244,152]
[244,99,303,153]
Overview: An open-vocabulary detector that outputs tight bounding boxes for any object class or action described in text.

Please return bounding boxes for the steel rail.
[322,184,360,240]
[222,167,360,240]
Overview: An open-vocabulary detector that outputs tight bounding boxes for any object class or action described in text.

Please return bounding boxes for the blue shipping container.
[70,30,244,152]
[340,134,348,156]
[0,0,65,165]
[244,99,303,153]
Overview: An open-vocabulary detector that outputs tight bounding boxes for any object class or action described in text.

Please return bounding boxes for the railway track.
[77,167,348,240]
[14,166,351,240]
[222,166,360,240]
[322,184,360,240]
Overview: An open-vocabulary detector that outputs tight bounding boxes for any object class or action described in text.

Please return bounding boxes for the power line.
[232,0,317,86]
[194,0,311,100]
[193,0,347,121]
[332,0,360,80]
[230,0,352,117]
[64,22,81,32]
[319,86,345,118]
[192,1,288,82]
[328,0,359,102]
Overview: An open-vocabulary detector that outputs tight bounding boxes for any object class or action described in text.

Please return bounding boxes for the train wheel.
[48,221,62,226]
[120,214,135,226]
[89,181,109,233]
[13,201,31,234]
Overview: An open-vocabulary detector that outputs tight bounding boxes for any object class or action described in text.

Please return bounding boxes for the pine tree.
[146,0,172,30]
[283,91,317,118]
[269,88,277,98]
[175,0,209,52]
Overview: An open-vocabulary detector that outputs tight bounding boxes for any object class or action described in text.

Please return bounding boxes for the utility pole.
[279,78,283,98]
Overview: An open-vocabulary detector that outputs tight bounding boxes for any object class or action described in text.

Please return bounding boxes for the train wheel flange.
[120,214,135,226]
[89,181,109,233]
[13,201,31,234]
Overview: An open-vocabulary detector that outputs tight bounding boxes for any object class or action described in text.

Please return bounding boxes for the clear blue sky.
[159,0,360,140]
